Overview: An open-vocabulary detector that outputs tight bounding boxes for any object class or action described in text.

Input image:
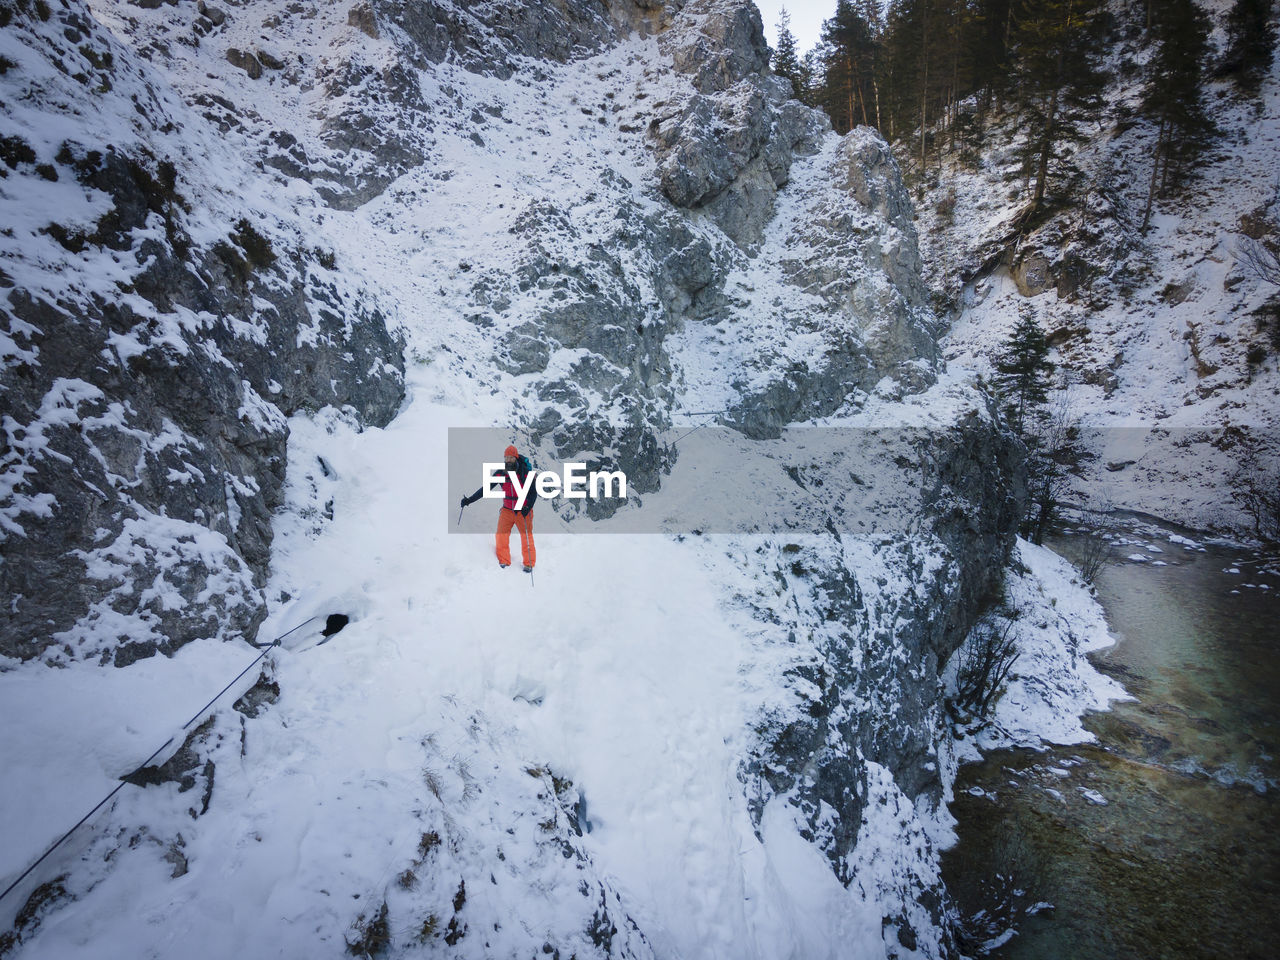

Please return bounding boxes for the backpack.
[513,454,536,511]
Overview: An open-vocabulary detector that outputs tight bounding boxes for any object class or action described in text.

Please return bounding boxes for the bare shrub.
[346,901,390,958]
[1024,388,1086,545]
[1236,182,1280,288]
[1238,235,1280,287]
[1231,435,1280,542]
[1070,505,1118,584]
[953,621,1020,722]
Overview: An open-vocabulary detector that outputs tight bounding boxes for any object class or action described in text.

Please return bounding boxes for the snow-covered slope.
[915,0,1280,535]
[0,1,1122,956]
[1,382,1119,960]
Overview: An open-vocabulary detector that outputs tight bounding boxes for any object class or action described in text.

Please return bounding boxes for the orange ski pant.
[496,507,535,568]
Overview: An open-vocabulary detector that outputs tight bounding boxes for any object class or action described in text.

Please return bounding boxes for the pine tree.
[1140,0,1217,231]
[969,0,1015,116]
[994,305,1054,433]
[1009,0,1107,212]
[816,0,879,133]
[994,306,1065,544]
[933,0,973,157]
[1024,390,1077,545]
[881,0,932,152]
[876,0,973,169]
[772,8,811,103]
[1225,0,1276,95]
[802,48,824,105]
[857,0,886,131]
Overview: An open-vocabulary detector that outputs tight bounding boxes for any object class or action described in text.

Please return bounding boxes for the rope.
[669,421,712,447]
[0,614,321,908]
[669,408,728,449]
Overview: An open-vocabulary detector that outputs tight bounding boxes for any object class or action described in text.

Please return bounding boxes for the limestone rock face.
[0,28,405,663]
[728,129,939,436]
[663,0,767,93]
[369,0,669,78]
[1,0,1027,954]
[649,0,830,249]
[649,80,773,210]
[311,0,673,207]
[315,58,432,209]
[225,47,262,79]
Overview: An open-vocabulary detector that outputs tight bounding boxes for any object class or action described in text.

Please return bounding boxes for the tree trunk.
[920,1,929,172]
[1160,139,1174,196]
[1141,116,1167,233]
[850,53,870,127]
[950,12,960,155]
[1032,86,1059,209]
[845,54,855,131]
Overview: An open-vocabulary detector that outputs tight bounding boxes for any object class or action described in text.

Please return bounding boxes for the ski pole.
[458,504,464,526]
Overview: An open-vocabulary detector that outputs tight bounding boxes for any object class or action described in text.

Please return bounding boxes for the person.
[461,445,536,571]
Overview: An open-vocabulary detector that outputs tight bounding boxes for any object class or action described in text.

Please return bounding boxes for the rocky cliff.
[1,0,406,664]
[1,1,1027,957]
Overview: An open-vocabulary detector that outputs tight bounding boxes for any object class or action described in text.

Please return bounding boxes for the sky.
[755,0,833,57]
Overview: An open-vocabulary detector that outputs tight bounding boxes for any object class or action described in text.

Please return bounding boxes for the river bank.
[943,518,1280,959]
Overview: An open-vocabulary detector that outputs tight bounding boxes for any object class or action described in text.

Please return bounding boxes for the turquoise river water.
[942,518,1279,960]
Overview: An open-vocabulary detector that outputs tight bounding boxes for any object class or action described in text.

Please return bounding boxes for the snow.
[2,370,936,958]
[919,24,1280,536]
[952,540,1131,755]
[982,928,1017,951]
[0,372,1087,956]
[0,0,1143,954]
[0,638,261,899]
[0,346,1077,947]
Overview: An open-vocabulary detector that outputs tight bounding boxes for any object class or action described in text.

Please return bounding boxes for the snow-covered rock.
[914,3,1280,536]
[0,1,1113,957]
